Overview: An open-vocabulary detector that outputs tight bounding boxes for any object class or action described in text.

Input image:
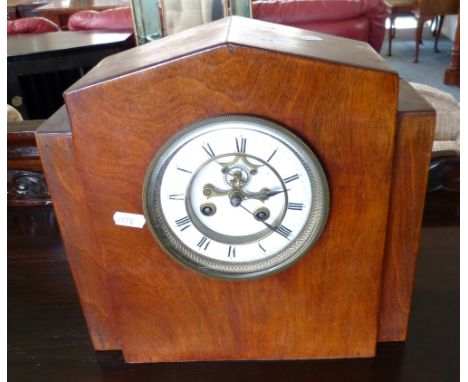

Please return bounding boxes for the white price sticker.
[113,212,146,228]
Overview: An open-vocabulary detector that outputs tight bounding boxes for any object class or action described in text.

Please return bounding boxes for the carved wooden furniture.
[36,17,435,362]
[8,120,51,207]
[412,0,459,62]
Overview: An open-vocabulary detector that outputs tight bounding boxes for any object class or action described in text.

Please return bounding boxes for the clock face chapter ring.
[142,115,330,280]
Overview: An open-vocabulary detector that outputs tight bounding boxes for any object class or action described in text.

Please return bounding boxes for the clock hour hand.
[203,183,230,198]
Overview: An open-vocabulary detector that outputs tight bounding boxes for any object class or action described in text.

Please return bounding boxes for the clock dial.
[143,116,329,279]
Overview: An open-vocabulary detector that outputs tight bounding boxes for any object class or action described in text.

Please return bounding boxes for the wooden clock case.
[36,17,435,362]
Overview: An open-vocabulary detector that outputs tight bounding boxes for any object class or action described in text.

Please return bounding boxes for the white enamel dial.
[143,116,329,279]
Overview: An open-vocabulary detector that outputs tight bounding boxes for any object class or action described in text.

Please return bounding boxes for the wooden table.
[7,205,459,381]
[8,31,133,119]
[34,0,129,28]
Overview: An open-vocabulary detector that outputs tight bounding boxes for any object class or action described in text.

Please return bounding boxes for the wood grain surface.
[60,17,399,362]
[378,80,436,341]
[36,107,120,350]
[67,16,396,93]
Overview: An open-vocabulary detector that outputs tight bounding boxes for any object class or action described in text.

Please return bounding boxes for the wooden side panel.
[36,107,120,350]
[64,45,399,362]
[378,82,436,341]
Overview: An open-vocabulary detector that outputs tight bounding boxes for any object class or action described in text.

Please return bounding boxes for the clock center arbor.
[36,16,435,362]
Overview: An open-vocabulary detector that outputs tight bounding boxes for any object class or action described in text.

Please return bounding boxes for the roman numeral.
[175,216,191,231]
[288,202,304,211]
[283,174,299,184]
[276,225,292,239]
[258,242,266,253]
[197,236,211,250]
[202,143,215,158]
[228,245,236,258]
[168,193,185,200]
[177,166,192,174]
[235,137,246,153]
[267,149,277,163]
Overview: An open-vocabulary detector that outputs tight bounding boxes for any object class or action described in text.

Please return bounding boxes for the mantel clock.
[36,17,435,362]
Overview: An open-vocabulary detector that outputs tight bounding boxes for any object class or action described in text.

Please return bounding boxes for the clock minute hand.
[243,187,288,201]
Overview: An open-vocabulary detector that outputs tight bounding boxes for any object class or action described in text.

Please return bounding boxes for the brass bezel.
[142,115,330,280]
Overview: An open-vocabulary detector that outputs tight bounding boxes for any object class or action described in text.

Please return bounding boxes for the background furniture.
[252,0,388,52]
[65,0,387,51]
[7,0,48,20]
[411,82,459,220]
[7,119,51,207]
[7,104,23,121]
[7,16,60,34]
[411,83,459,155]
[8,31,133,119]
[444,11,459,85]
[411,82,459,190]
[385,0,415,56]
[413,0,459,62]
[67,7,134,32]
[34,0,129,29]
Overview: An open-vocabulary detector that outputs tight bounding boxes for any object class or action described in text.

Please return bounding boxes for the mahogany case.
[36,17,435,362]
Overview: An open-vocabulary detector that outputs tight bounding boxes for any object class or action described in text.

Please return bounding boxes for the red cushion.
[252,0,366,23]
[294,17,371,44]
[252,0,387,52]
[7,17,60,35]
[68,7,134,32]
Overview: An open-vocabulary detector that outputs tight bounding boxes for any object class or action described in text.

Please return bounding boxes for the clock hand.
[203,183,288,205]
[238,204,291,241]
[204,180,288,205]
[243,187,289,201]
[202,183,245,207]
[203,183,230,198]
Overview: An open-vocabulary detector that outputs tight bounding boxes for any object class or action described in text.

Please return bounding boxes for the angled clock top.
[66,16,396,94]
